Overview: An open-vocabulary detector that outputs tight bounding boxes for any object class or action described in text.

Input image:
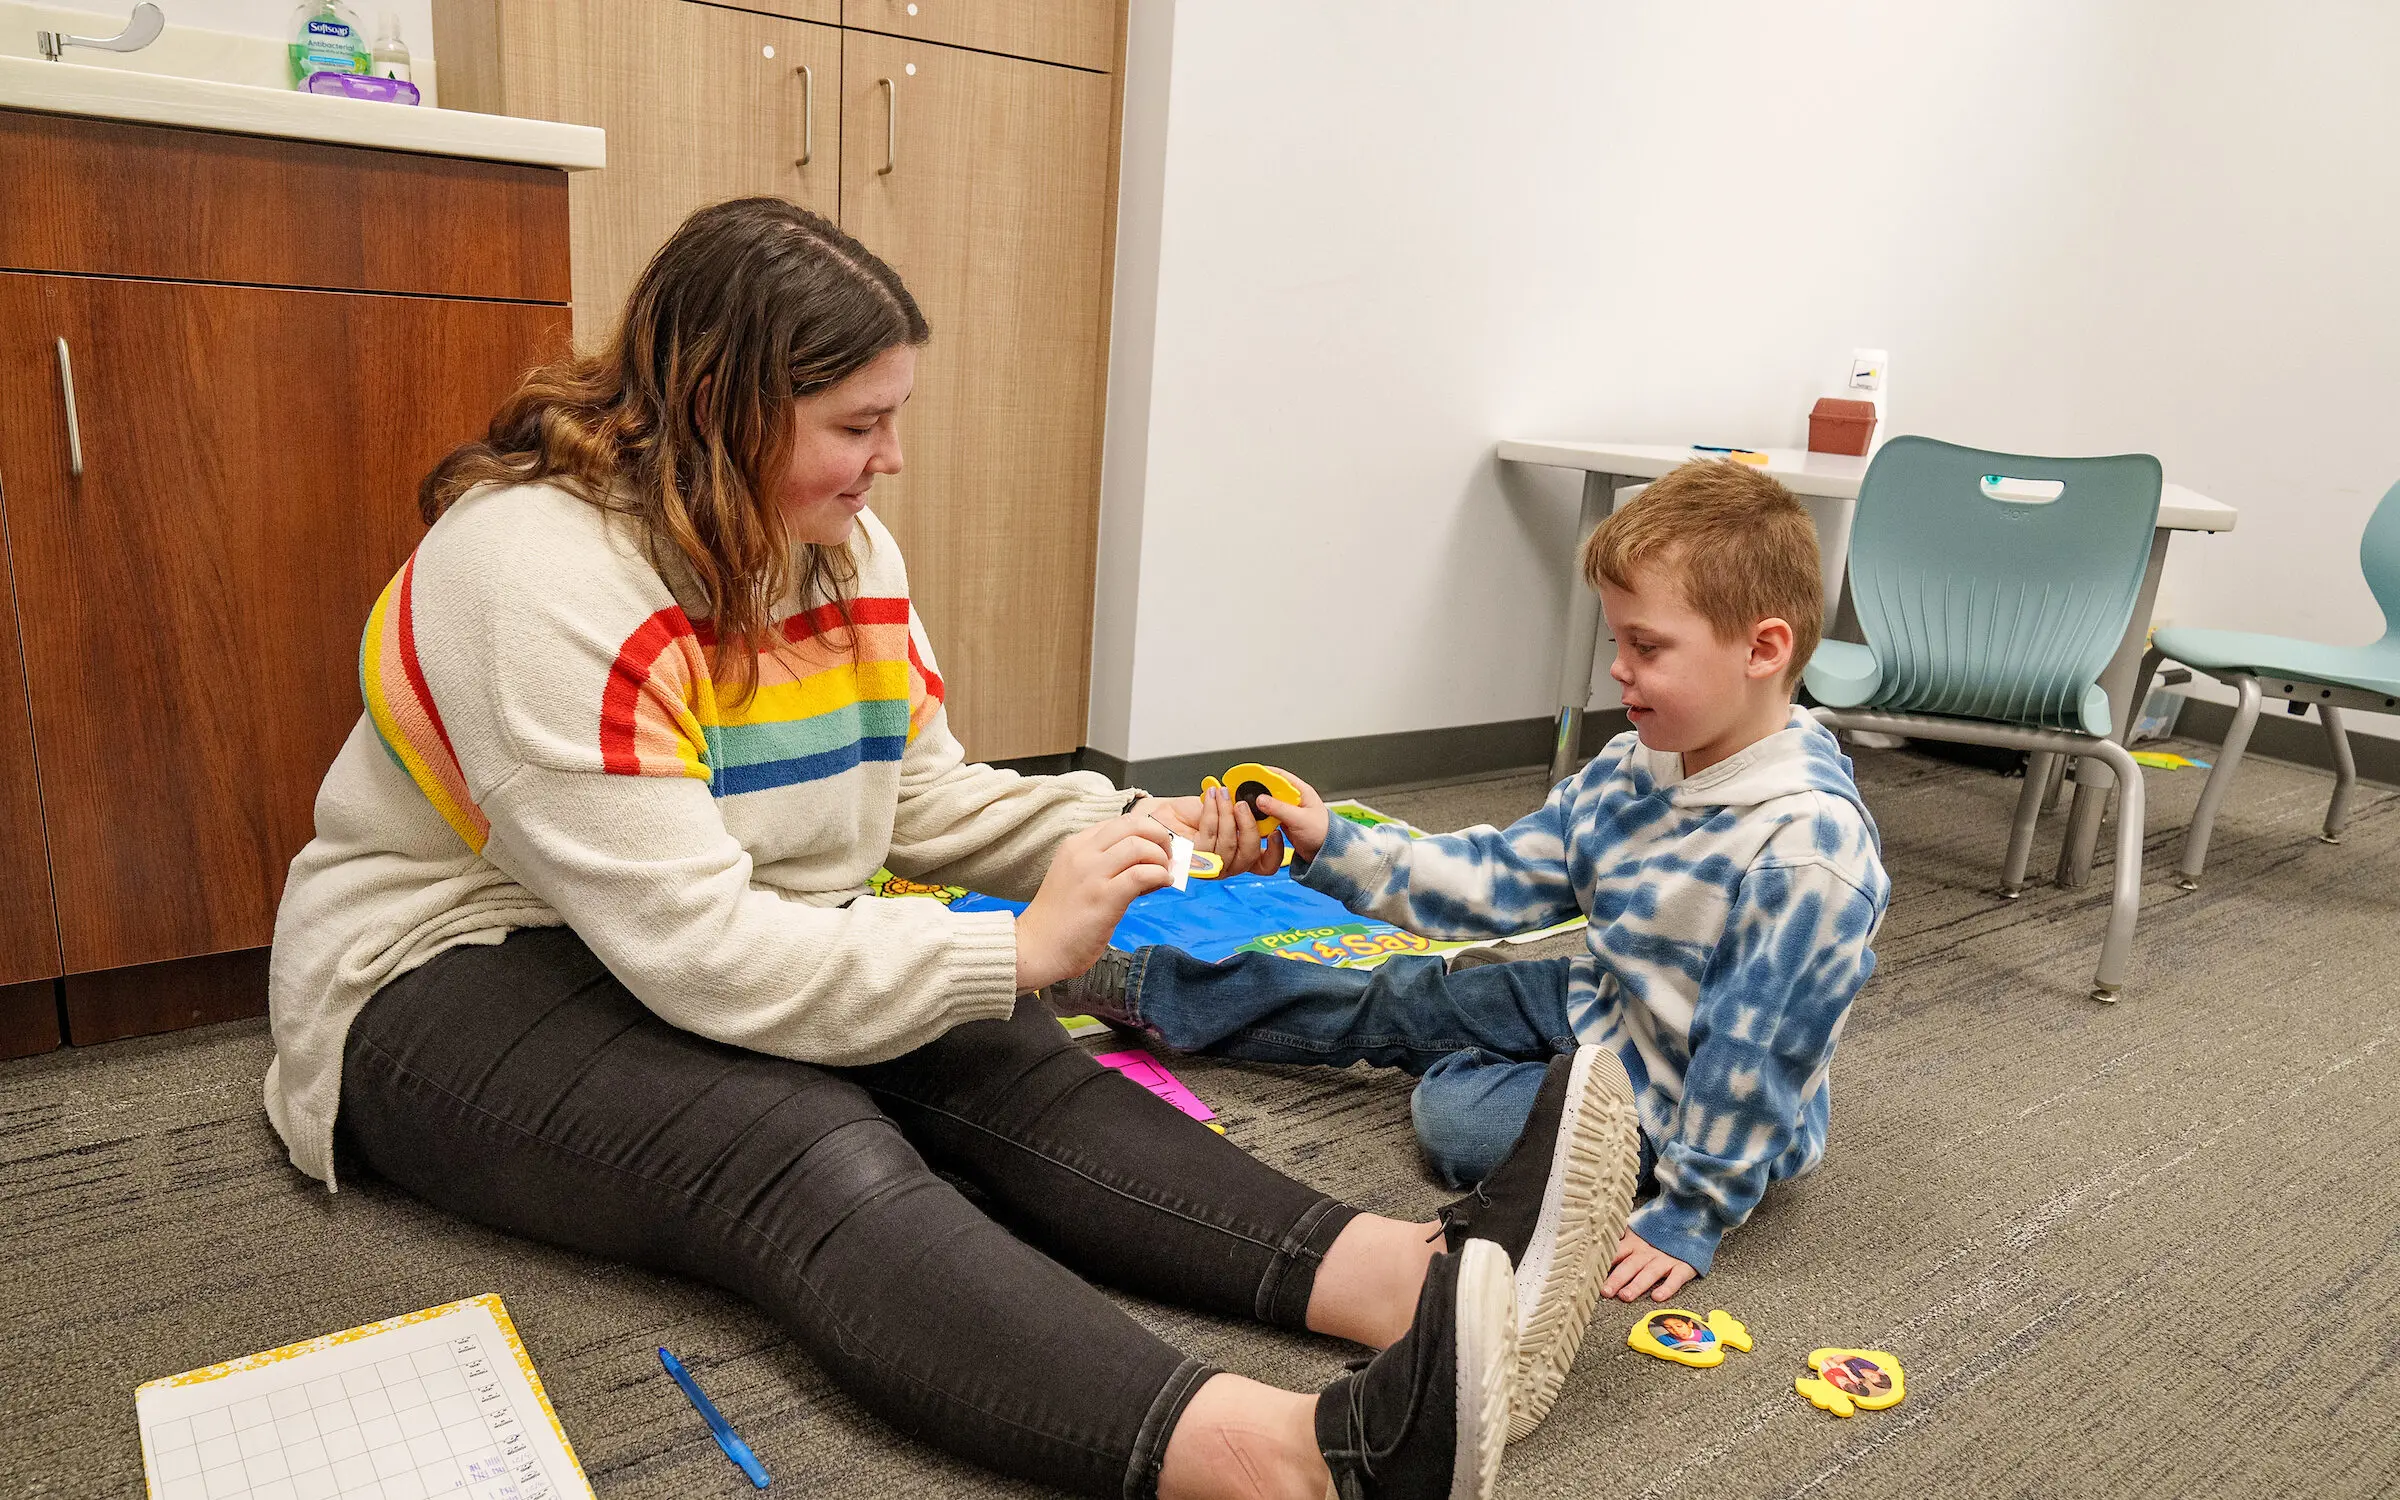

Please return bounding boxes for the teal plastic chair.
[2143,477,2400,887]
[1807,436,2164,1000]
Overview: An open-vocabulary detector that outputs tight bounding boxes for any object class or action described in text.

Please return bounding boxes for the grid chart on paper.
[142,1331,558,1500]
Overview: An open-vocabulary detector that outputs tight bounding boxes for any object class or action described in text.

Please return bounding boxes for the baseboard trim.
[2174,697,2400,788]
[1041,710,1636,796]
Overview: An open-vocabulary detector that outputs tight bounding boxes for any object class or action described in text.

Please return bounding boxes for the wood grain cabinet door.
[839,33,1115,760]
[843,0,1119,72]
[0,274,564,973]
[479,0,844,346]
[709,0,838,22]
[0,445,58,988]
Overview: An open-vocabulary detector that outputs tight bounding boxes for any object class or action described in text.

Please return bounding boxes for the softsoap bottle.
[288,2,369,88]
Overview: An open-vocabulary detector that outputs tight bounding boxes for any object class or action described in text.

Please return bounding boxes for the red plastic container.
[1808,397,1878,456]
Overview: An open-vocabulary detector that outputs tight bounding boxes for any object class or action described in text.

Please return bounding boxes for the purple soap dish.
[303,71,420,105]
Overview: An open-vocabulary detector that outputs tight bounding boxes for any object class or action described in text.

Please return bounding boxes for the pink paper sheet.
[1092,1050,1218,1124]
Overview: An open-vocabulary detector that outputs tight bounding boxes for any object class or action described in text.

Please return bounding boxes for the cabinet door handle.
[794,64,813,166]
[55,337,83,480]
[878,76,896,175]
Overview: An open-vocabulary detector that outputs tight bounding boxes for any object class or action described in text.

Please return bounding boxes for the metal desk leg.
[1549,471,1622,783]
[2057,528,2173,886]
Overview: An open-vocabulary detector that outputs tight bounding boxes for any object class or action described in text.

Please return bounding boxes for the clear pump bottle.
[371,13,412,84]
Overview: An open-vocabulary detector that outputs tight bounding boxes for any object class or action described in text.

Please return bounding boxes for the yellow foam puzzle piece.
[1794,1347,1905,1417]
[1203,763,1303,841]
[1628,1308,1752,1368]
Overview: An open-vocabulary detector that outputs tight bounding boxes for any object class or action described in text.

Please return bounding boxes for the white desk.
[1498,438,2238,887]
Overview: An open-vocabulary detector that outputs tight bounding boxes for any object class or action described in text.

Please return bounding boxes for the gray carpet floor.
[5,738,2397,1499]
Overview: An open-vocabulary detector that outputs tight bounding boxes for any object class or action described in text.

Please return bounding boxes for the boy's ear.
[1748,617,1795,681]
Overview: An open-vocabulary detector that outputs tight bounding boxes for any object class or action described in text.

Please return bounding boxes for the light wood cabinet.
[838,31,1116,758]
[717,0,837,22]
[0,108,572,1045]
[842,0,1118,73]
[436,0,842,346]
[438,2,1126,762]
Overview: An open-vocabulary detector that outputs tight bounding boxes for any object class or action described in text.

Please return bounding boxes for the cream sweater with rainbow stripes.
[264,482,1125,1187]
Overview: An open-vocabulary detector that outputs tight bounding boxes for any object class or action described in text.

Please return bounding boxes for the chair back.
[2362,477,2400,641]
[1846,436,2163,736]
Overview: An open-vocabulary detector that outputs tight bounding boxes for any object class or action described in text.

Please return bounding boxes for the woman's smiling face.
[772,343,915,546]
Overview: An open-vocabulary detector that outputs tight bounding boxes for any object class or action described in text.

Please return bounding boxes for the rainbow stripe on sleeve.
[361,556,492,853]
[641,597,946,796]
[361,565,949,853]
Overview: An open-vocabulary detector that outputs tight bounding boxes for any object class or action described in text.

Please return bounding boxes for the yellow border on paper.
[137,1293,590,1496]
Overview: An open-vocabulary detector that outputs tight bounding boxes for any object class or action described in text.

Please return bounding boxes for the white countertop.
[1497,438,2236,533]
[0,55,602,170]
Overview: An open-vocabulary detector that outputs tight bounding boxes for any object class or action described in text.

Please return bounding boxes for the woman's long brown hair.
[420,197,930,706]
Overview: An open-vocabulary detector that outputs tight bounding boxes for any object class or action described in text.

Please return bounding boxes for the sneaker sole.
[1450,1239,1516,1500]
[1507,1044,1643,1441]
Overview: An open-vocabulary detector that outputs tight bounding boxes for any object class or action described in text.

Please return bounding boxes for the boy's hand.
[1251,770,1331,863]
[1129,791,1284,877]
[1603,1230,1697,1303]
[1015,813,1173,992]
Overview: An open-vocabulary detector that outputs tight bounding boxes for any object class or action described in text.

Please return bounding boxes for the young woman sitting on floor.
[265,198,1619,1500]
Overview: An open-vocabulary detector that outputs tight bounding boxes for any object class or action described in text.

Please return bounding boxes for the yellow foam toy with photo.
[1794,1347,1905,1416]
[1199,764,1304,852]
[1628,1307,1751,1367]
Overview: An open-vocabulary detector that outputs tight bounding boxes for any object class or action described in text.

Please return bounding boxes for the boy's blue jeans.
[1123,947,1642,1189]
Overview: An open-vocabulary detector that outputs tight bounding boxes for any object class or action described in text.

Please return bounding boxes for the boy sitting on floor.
[1055,460,1889,1418]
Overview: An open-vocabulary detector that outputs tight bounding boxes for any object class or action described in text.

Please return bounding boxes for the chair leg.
[2128,646,2168,741]
[2179,674,2261,890]
[2088,737,2147,1003]
[2045,752,2071,811]
[2315,703,2356,841]
[2003,754,2055,897]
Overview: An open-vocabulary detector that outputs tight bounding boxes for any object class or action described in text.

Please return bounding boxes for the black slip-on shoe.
[1315,1238,1514,1500]
[1040,947,1137,1024]
[1440,1044,1642,1440]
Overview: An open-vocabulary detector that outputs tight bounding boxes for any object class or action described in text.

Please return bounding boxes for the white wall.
[1093,0,2400,762]
[1088,0,1175,760]
[152,0,433,51]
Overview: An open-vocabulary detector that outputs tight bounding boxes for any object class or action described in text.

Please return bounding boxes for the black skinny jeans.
[336,926,1362,1500]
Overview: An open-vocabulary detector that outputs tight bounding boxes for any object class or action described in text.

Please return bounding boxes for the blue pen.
[658,1346,771,1489]
[1692,444,1766,456]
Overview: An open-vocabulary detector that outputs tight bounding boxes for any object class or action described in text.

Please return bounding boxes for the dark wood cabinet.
[0,981,58,1061]
[0,496,58,994]
[0,109,573,1046]
[0,277,564,973]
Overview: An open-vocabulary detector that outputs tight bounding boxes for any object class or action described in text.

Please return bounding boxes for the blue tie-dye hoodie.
[1299,707,1888,1273]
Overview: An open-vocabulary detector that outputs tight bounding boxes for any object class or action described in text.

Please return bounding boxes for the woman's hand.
[1135,789,1285,878]
[1251,770,1331,863]
[1015,813,1174,992]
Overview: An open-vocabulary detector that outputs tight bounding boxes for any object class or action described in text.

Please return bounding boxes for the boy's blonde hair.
[1580,460,1822,691]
